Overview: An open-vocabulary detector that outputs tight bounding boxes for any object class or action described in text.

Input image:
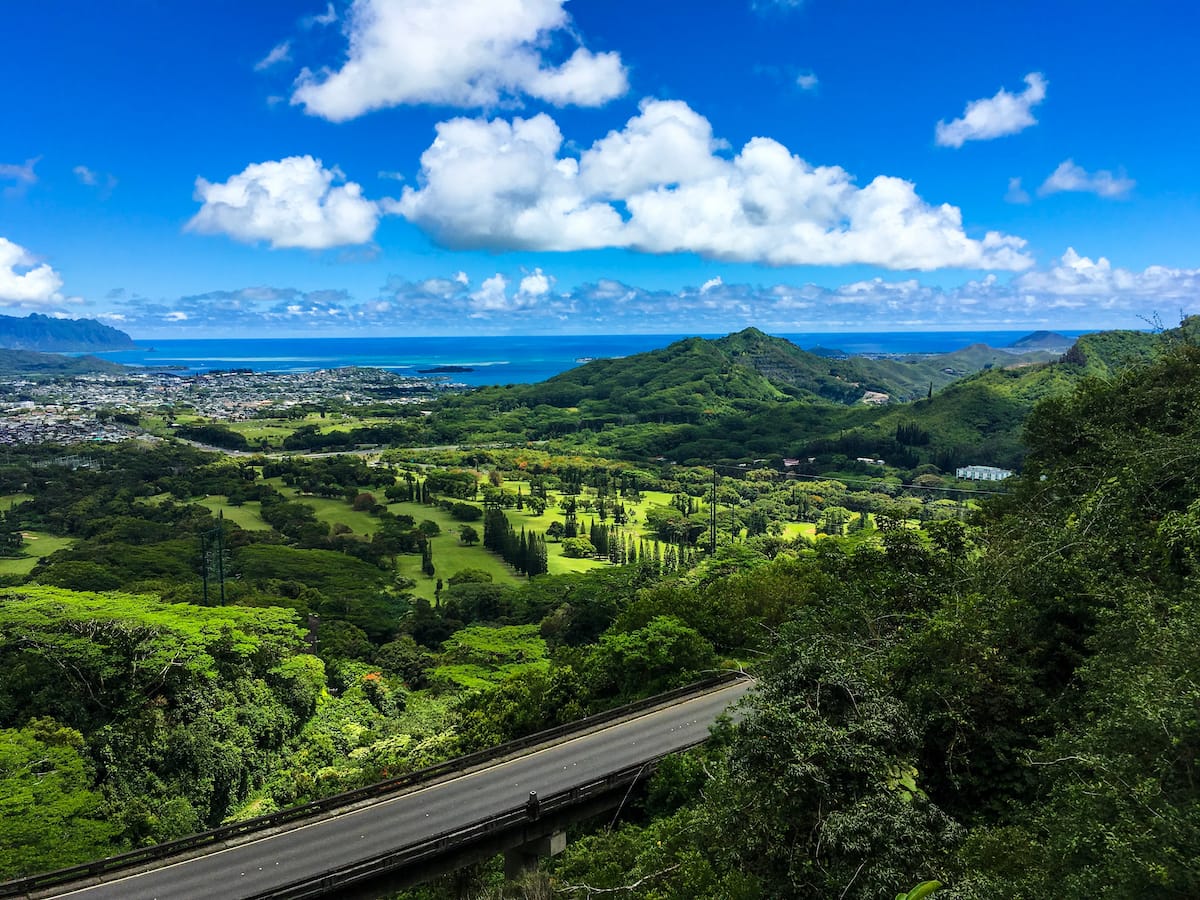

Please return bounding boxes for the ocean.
[98,331,1090,387]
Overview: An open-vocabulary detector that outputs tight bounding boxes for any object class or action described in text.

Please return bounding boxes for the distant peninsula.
[0,313,135,352]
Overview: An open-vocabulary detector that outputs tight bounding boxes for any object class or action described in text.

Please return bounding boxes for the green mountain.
[432,323,1181,471]
[485,327,1056,417]
[431,329,1065,462]
[713,327,1057,403]
[0,313,135,352]
[858,326,1170,469]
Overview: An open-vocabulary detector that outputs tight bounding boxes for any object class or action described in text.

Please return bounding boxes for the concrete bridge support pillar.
[503,830,566,880]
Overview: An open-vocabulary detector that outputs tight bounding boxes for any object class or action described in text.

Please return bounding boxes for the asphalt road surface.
[55,679,753,900]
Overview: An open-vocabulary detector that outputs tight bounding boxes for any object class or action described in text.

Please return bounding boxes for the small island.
[417,365,474,374]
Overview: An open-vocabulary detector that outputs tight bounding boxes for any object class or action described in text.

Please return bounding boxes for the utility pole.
[709,470,718,553]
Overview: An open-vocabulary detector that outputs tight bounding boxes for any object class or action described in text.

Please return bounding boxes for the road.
[56,679,753,900]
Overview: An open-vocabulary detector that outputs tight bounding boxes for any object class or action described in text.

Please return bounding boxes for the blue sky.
[2,0,1198,337]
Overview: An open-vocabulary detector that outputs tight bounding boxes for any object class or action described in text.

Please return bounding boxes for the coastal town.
[0,366,460,445]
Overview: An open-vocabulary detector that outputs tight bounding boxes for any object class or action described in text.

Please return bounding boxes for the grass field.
[0,493,34,509]
[386,500,523,601]
[781,521,818,541]
[288,492,381,536]
[224,413,397,448]
[196,496,271,531]
[0,532,74,576]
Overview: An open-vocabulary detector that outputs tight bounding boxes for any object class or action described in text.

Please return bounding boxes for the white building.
[956,465,1013,481]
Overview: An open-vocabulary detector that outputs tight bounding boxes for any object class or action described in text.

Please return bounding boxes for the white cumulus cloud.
[1038,159,1134,199]
[0,237,65,305]
[1014,248,1195,302]
[936,72,1047,148]
[518,267,553,296]
[291,0,628,121]
[187,156,383,250]
[470,274,510,312]
[108,250,1200,336]
[396,99,1033,271]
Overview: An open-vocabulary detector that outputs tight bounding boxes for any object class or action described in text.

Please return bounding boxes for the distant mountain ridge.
[1006,330,1076,351]
[430,323,1176,471]
[712,328,1058,404]
[0,313,135,351]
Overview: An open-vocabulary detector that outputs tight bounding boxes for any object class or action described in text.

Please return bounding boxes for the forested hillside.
[427,324,1169,470]
[487,337,1200,899]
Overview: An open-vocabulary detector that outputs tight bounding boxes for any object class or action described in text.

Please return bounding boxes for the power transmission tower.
[709,470,718,553]
[200,510,227,605]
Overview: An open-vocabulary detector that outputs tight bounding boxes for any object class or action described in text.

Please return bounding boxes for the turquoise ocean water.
[99,332,1089,387]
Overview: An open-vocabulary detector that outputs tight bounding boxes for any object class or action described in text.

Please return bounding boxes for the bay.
[95,331,1091,387]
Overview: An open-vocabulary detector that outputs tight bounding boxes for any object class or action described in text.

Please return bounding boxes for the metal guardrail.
[0,672,747,898]
[246,757,685,900]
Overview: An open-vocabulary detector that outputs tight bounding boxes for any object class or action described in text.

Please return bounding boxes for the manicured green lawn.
[262,477,386,535]
[196,496,271,531]
[782,521,818,541]
[0,493,34,509]
[0,532,74,576]
[224,420,300,446]
[387,500,522,602]
[226,414,398,448]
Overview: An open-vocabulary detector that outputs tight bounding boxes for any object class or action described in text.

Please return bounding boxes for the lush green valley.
[0,324,1197,898]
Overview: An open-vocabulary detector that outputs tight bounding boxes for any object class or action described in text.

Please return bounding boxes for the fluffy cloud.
[0,237,65,305]
[187,156,382,249]
[291,0,627,120]
[396,99,1033,270]
[1014,248,1198,303]
[106,249,1200,336]
[1038,159,1134,199]
[795,72,819,91]
[519,268,553,297]
[936,72,1047,148]
[471,274,510,311]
